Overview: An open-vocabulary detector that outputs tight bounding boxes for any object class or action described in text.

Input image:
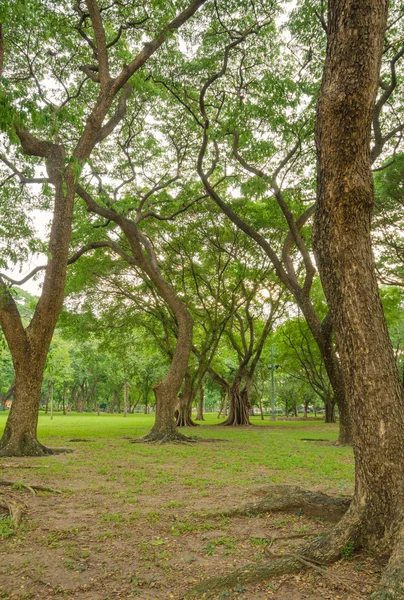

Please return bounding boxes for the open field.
[0,414,382,600]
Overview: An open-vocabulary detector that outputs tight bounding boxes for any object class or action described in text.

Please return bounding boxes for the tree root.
[0,464,49,469]
[0,480,62,495]
[187,492,364,599]
[290,553,364,599]
[130,431,226,445]
[0,494,23,528]
[131,431,200,445]
[186,555,301,598]
[0,439,73,457]
[207,485,351,522]
[300,438,332,442]
[369,519,404,600]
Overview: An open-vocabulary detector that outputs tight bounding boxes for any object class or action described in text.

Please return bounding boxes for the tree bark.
[196,386,205,421]
[259,395,264,420]
[221,376,251,426]
[324,396,336,424]
[176,372,198,427]
[0,357,53,456]
[313,0,404,578]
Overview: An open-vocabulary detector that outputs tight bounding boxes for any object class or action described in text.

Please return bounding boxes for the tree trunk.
[299,297,352,444]
[62,382,67,415]
[176,373,198,427]
[0,359,54,456]
[50,382,54,420]
[312,0,404,590]
[45,382,50,414]
[144,385,150,414]
[259,396,264,420]
[324,397,336,424]
[149,306,194,440]
[221,377,251,426]
[107,220,195,442]
[196,386,205,421]
[123,381,128,417]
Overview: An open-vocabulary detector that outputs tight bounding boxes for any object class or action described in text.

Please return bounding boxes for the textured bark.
[176,372,198,427]
[221,377,251,426]
[0,360,51,456]
[313,0,404,566]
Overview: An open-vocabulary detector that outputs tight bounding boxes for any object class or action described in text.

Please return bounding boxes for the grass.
[0,412,359,599]
[0,411,354,493]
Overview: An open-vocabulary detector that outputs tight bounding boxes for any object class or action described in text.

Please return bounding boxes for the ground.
[0,413,383,600]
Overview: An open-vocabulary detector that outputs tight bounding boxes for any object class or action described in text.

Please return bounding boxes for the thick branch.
[112,0,208,94]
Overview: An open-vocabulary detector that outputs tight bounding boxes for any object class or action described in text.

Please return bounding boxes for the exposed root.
[185,556,301,598]
[217,419,252,426]
[0,494,23,528]
[369,520,404,600]
[131,431,199,445]
[0,480,62,494]
[130,431,226,445]
[0,464,49,469]
[291,553,364,599]
[187,491,363,599]
[176,416,199,427]
[0,439,73,457]
[207,485,351,522]
[300,438,332,442]
[68,438,92,442]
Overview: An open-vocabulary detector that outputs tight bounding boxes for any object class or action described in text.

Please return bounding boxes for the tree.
[373,154,404,286]
[189,3,404,598]
[312,2,404,593]
[156,0,404,447]
[0,0,208,455]
[275,315,336,423]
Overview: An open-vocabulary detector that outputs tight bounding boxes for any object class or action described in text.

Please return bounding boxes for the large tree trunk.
[0,357,53,456]
[312,0,404,592]
[221,377,251,426]
[149,305,193,440]
[0,151,75,456]
[176,372,198,427]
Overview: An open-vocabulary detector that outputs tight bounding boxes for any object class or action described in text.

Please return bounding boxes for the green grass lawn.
[0,411,354,494]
